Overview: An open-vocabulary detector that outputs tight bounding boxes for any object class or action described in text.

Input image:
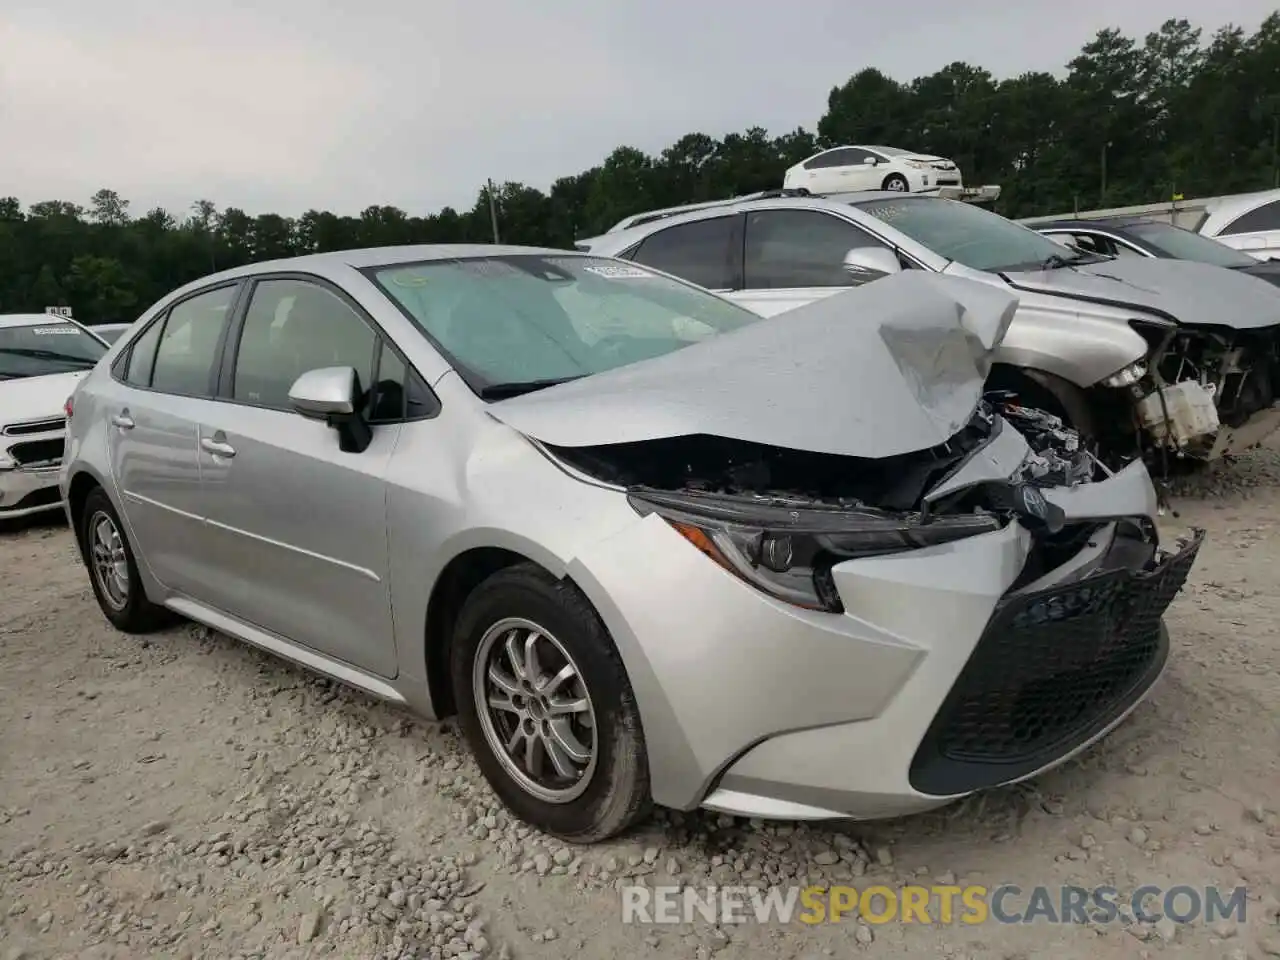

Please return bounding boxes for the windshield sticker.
[863,204,906,223]
[581,264,653,280]
[388,273,430,288]
[30,326,79,335]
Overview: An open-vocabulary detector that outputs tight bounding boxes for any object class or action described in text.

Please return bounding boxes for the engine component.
[1135,380,1221,450]
[986,394,1095,487]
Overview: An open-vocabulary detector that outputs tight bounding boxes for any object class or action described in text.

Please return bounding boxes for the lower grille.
[909,528,1203,795]
[8,437,64,467]
[0,486,61,513]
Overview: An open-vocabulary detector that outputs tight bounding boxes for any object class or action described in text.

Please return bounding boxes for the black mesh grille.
[910,528,1203,795]
[8,437,63,466]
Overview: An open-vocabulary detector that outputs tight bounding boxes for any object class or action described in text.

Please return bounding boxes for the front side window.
[368,254,759,396]
[1128,221,1260,267]
[148,285,236,396]
[630,217,737,289]
[0,321,107,381]
[1220,199,1280,237]
[232,279,376,412]
[854,196,1077,272]
[744,209,887,289]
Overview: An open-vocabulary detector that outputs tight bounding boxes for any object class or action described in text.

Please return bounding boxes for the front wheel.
[882,173,910,191]
[450,563,651,843]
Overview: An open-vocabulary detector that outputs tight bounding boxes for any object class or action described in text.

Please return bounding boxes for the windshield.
[0,321,107,380]
[1125,221,1259,268]
[367,254,760,396]
[853,196,1079,272]
[864,145,909,156]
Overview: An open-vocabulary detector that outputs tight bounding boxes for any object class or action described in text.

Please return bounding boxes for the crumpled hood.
[0,370,86,423]
[1003,257,1280,330]
[487,271,1019,460]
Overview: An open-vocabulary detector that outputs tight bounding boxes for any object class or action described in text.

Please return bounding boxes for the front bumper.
[571,453,1198,818]
[0,464,64,518]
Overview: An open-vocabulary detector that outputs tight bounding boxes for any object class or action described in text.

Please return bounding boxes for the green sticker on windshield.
[31,326,78,335]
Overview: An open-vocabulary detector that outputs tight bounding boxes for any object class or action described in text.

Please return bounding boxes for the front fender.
[997,302,1150,386]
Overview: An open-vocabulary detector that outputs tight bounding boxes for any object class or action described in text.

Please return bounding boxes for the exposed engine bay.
[549,395,1097,514]
[546,397,1108,614]
[1124,323,1280,460]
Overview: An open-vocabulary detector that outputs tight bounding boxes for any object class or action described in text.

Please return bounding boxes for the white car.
[0,314,109,520]
[783,145,963,195]
[90,322,133,344]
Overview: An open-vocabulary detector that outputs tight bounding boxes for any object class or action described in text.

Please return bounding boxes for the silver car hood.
[488,272,1018,460]
[1003,257,1280,330]
[0,370,86,423]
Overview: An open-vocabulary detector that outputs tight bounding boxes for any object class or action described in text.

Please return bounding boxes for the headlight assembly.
[628,488,1004,612]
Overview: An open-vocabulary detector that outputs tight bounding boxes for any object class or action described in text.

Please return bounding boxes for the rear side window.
[1220,199,1280,237]
[631,217,737,289]
[123,318,164,386]
[744,209,888,289]
[149,285,237,397]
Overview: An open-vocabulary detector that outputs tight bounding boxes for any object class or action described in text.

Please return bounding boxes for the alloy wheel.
[89,510,130,611]
[472,617,598,803]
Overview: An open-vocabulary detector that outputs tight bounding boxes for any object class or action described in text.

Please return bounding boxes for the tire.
[450,562,652,843]
[882,173,910,192]
[78,487,172,633]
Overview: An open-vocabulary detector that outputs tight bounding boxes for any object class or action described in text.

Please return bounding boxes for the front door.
[731,208,900,316]
[196,277,401,678]
[105,283,239,595]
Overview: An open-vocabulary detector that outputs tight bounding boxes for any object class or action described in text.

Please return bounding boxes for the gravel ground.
[2,449,1279,960]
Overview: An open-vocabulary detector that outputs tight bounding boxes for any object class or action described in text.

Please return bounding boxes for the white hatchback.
[784,144,963,195]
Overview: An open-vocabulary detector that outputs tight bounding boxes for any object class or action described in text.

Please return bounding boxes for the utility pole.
[1100,142,1109,206]
[487,179,500,244]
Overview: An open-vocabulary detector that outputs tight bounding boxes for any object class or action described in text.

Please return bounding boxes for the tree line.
[3,14,1280,324]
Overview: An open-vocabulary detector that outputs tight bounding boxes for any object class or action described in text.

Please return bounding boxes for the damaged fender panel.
[488,272,1020,461]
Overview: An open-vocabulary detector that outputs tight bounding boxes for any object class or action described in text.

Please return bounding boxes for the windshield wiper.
[478,376,584,400]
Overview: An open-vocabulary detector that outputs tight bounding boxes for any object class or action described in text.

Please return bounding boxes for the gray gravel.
[2,446,1280,959]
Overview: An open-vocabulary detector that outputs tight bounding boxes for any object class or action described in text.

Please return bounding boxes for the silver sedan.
[61,245,1200,842]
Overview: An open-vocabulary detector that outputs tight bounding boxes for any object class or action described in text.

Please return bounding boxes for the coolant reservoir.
[1135,381,1221,448]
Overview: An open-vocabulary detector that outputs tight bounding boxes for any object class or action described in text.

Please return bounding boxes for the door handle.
[200,437,236,458]
[111,412,134,430]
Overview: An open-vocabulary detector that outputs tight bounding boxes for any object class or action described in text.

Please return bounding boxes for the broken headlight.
[627,488,1004,613]
[1101,359,1148,388]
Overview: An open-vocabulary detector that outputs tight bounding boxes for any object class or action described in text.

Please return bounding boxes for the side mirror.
[863,156,877,165]
[288,366,372,453]
[842,247,902,284]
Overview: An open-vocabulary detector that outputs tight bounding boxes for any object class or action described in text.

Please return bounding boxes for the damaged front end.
[547,395,1112,614]
[1114,320,1280,463]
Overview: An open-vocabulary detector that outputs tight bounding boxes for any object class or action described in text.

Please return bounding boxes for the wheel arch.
[424,545,554,720]
[65,466,111,539]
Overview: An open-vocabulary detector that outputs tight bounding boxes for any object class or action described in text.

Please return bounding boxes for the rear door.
[195,274,424,678]
[105,283,240,595]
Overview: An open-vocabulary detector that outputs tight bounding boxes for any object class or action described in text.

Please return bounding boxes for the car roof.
[0,314,81,329]
[583,191,923,251]
[151,243,596,305]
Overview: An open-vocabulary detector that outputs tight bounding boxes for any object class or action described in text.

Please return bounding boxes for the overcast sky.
[2,0,1276,219]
